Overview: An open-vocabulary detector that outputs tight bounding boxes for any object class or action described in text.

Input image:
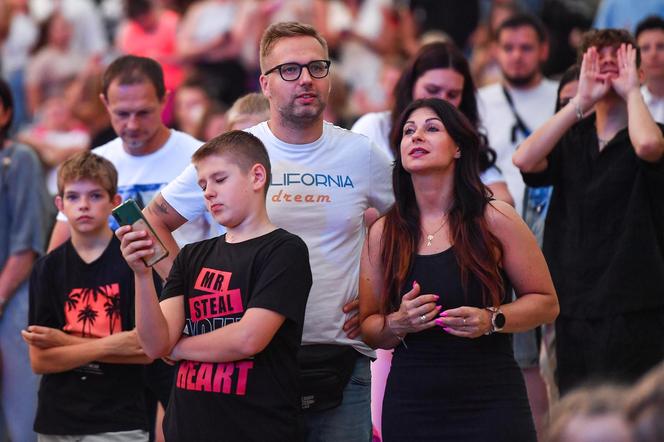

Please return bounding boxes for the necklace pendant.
[426,234,434,247]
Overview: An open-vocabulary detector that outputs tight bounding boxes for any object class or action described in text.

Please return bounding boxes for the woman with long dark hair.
[352,41,513,205]
[359,98,558,441]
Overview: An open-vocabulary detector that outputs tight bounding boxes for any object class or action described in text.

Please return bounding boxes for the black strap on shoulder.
[501,85,532,143]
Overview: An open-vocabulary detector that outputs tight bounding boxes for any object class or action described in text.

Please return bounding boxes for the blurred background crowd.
[2,1,664,441]
[3,0,657,163]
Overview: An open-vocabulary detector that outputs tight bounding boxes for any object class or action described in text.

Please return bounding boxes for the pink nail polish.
[443,327,451,333]
[413,280,418,287]
[434,295,440,300]
[435,319,443,325]
[440,311,448,317]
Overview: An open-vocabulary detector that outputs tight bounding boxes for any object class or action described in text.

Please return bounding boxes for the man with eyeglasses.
[477,13,557,435]
[135,22,393,442]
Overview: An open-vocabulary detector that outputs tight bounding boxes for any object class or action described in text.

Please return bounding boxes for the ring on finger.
[420,314,426,324]
[463,318,467,326]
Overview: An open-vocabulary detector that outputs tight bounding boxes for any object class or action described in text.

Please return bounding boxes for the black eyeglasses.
[263,60,331,81]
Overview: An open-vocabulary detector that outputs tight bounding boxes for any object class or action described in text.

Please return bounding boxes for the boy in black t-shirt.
[22,152,154,440]
[118,130,312,441]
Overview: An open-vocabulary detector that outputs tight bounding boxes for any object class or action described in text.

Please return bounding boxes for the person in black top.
[23,152,154,440]
[513,29,664,394]
[118,131,312,441]
[359,98,558,441]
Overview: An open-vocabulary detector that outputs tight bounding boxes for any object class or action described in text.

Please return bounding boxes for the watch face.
[494,312,506,329]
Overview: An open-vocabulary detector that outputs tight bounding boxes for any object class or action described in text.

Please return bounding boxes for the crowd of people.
[1,0,664,441]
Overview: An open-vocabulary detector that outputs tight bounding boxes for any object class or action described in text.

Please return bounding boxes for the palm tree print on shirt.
[63,284,122,337]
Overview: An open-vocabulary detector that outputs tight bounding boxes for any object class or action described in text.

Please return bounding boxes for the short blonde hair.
[546,384,629,442]
[259,22,328,72]
[57,152,118,197]
[626,362,664,442]
[226,93,270,128]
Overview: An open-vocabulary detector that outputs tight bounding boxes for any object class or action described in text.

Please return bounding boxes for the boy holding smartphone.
[118,130,312,441]
[22,152,158,441]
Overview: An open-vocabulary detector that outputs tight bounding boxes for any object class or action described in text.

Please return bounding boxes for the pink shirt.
[116,10,184,91]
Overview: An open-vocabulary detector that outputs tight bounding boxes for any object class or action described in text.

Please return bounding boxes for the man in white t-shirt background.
[48,55,214,254]
[636,15,664,124]
[477,13,558,438]
[142,22,393,442]
[478,14,558,217]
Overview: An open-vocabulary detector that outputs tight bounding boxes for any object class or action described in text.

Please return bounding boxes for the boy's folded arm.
[25,330,146,374]
[23,325,153,365]
[134,286,185,359]
[171,308,286,363]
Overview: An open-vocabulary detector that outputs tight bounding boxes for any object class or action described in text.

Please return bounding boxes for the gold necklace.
[422,215,449,247]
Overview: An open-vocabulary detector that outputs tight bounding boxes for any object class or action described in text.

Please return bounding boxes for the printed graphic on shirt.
[269,171,355,204]
[63,284,122,338]
[178,267,252,396]
[185,267,245,336]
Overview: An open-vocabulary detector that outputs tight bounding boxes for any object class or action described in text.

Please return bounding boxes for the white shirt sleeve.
[160,163,208,221]
[368,140,395,215]
[479,165,505,186]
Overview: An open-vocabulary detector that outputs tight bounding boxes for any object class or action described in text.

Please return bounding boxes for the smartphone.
[112,199,169,267]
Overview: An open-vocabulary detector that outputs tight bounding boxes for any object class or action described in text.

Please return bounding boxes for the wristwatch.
[485,307,505,335]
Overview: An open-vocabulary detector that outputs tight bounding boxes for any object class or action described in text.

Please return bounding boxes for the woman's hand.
[436,306,492,338]
[385,281,440,338]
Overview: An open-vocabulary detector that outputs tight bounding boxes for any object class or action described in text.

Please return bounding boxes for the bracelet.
[386,316,408,349]
[573,98,584,121]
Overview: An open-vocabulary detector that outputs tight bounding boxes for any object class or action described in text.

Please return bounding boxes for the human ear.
[251,163,267,191]
[539,41,550,63]
[454,146,461,159]
[55,195,64,211]
[111,194,122,206]
[259,75,271,99]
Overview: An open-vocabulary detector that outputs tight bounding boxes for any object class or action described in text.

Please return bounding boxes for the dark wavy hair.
[390,41,496,173]
[555,64,581,112]
[380,98,504,313]
[0,78,14,146]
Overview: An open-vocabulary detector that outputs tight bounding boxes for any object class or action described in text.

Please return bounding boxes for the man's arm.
[0,250,36,309]
[513,47,609,173]
[48,220,71,252]
[170,308,286,363]
[23,329,149,374]
[612,44,664,163]
[21,325,152,365]
[143,193,187,279]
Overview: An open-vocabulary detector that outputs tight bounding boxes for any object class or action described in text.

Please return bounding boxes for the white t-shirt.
[57,130,217,247]
[162,121,394,356]
[642,85,664,124]
[478,80,558,215]
[351,110,506,186]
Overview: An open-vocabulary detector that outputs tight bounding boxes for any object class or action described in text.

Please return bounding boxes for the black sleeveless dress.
[381,248,536,442]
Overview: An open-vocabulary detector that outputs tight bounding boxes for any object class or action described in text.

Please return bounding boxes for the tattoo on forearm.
[150,201,170,215]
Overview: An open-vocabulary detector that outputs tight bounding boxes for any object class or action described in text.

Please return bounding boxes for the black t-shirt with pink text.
[160,228,312,442]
